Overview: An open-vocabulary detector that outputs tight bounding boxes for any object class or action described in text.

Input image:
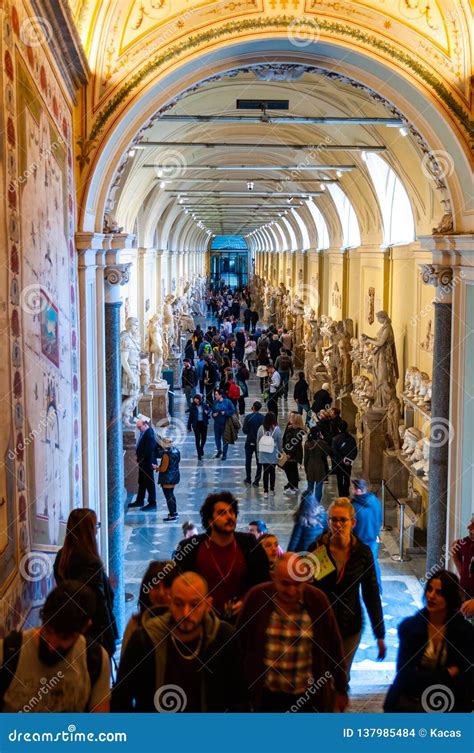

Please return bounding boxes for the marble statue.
[162,294,176,360]
[120,316,142,425]
[147,313,165,384]
[337,319,353,395]
[384,397,402,451]
[179,301,196,335]
[405,367,420,398]
[415,373,430,405]
[361,311,399,408]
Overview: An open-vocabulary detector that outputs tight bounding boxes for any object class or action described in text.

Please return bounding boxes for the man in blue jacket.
[351,478,383,589]
[211,388,235,460]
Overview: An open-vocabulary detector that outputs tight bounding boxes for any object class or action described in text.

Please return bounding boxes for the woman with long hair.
[384,570,474,712]
[281,411,307,494]
[287,491,327,553]
[256,411,282,498]
[54,508,118,657]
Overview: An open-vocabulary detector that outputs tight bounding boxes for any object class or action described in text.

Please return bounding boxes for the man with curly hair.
[174,491,269,620]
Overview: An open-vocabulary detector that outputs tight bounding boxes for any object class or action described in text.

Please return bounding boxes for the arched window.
[305,200,330,250]
[291,208,311,250]
[281,217,298,251]
[365,152,415,245]
[327,184,361,248]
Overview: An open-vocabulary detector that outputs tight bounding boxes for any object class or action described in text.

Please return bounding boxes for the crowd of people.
[1,283,472,714]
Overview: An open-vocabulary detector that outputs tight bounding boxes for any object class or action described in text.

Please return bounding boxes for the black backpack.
[0,631,103,710]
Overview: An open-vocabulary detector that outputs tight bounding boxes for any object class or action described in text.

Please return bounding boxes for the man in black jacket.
[332,420,358,496]
[112,572,248,712]
[174,491,270,620]
[181,359,197,412]
[129,415,157,510]
[242,401,264,486]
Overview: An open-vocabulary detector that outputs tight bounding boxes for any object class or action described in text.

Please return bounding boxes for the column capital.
[104,263,132,304]
[419,263,457,304]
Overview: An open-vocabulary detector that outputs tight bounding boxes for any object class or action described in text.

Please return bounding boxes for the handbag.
[156,452,169,473]
[277,451,290,468]
[256,365,268,378]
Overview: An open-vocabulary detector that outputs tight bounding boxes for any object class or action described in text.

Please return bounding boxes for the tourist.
[293,371,311,424]
[203,354,220,404]
[250,308,259,333]
[121,560,177,655]
[53,509,118,658]
[244,335,257,372]
[182,521,199,539]
[280,328,293,351]
[274,348,294,400]
[242,400,264,486]
[258,533,281,568]
[384,570,474,712]
[187,392,211,461]
[310,498,386,681]
[281,411,307,494]
[248,519,268,537]
[287,491,327,553]
[452,513,474,600]
[184,338,195,362]
[256,411,283,498]
[266,364,282,416]
[311,382,332,415]
[153,435,181,521]
[235,360,249,415]
[257,345,270,392]
[211,388,236,460]
[174,491,269,620]
[332,420,358,497]
[236,553,348,712]
[303,425,332,501]
[269,333,283,363]
[234,326,246,362]
[112,572,248,712]
[351,479,383,590]
[0,581,110,712]
[128,414,157,511]
[181,358,197,412]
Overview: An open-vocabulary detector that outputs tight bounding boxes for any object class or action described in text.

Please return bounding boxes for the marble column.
[420,263,453,572]
[103,263,131,636]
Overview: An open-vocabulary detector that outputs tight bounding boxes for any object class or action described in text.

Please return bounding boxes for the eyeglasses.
[329,517,351,524]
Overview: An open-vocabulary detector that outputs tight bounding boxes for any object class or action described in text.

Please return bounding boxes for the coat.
[384,610,474,712]
[352,492,382,545]
[287,492,327,552]
[211,397,235,427]
[136,427,157,472]
[112,611,248,712]
[53,550,118,657]
[282,425,304,464]
[236,582,347,710]
[304,437,332,481]
[187,401,211,430]
[310,532,385,640]
[156,445,180,486]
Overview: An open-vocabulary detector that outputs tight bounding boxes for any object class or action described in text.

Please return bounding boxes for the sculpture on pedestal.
[146,313,165,384]
[120,316,142,425]
[162,294,176,361]
[384,397,402,452]
[361,311,399,408]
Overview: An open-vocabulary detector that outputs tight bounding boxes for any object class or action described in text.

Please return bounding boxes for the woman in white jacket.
[256,411,282,498]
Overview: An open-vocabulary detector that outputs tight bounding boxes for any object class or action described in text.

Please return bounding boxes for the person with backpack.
[224,373,242,408]
[211,388,236,460]
[0,581,110,713]
[256,411,282,498]
[332,420,358,497]
[351,478,383,590]
[128,414,158,511]
[274,348,294,400]
[153,436,181,521]
[293,371,311,424]
[53,509,118,658]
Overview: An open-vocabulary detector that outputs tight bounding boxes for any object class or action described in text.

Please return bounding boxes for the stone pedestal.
[382,451,409,498]
[138,392,153,419]
[166,355,181,383]
[149,383,170,425]
[123,429,138,495]
[339,395,357,433]
[361,409,387,483]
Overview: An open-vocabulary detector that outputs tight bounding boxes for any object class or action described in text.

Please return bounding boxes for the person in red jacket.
[236,553,348,712]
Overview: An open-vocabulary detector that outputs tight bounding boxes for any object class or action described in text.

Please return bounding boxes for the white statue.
[120,316,142,425]
[162,294,176,360]
[147,313,165,384]
[361,311,399,409]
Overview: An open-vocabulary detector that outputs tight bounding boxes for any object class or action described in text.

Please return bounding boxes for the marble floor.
[124,349,426,713]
